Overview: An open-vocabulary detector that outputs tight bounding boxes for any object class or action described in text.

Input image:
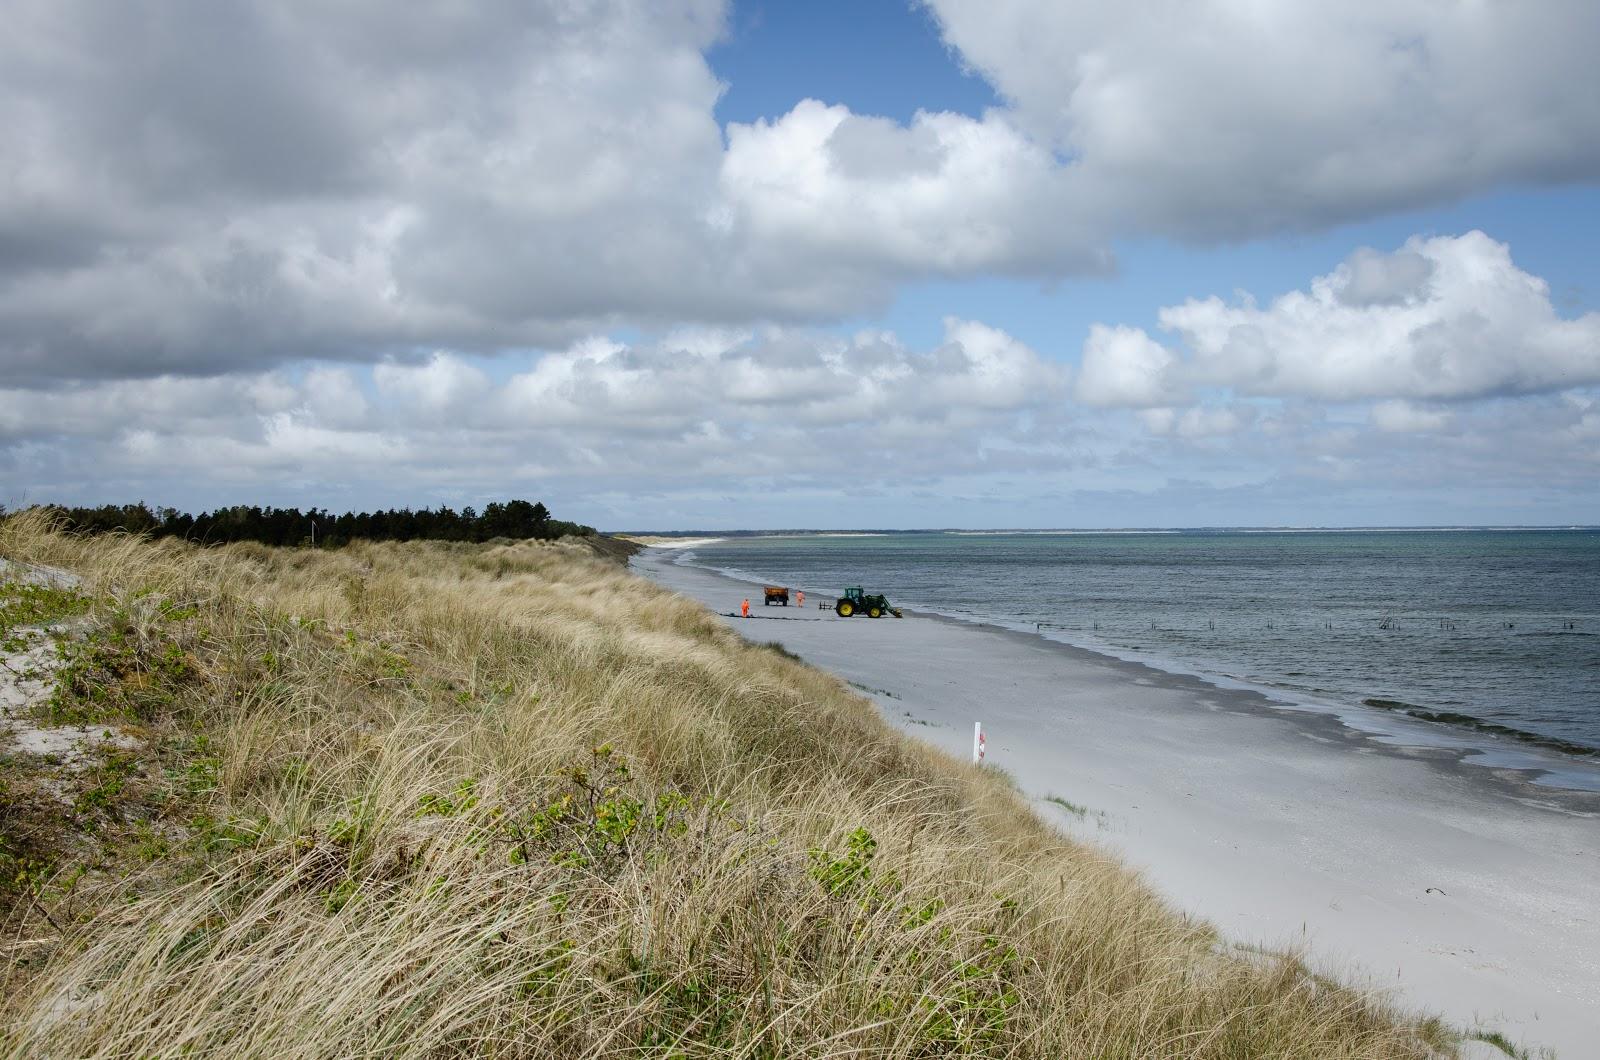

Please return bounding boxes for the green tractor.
[833,586,902,619]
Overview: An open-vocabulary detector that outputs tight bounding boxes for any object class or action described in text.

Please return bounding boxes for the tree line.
[15,500,596,549]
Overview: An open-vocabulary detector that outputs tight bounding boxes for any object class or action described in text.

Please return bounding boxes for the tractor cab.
[842,587,865,603]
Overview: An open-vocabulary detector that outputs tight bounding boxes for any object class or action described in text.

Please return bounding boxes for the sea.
[670,529,1600,769]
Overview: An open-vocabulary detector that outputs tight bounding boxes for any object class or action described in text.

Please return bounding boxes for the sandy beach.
[634,548,1600,1057]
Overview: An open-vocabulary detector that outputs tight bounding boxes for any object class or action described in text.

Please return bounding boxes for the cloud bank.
[6,230,1597,526]
[1,320,1074,510]
[5,1,1599,384]
[2,1,1598,524]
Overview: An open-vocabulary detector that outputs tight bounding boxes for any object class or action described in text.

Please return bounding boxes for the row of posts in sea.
[1054,616,1586,635]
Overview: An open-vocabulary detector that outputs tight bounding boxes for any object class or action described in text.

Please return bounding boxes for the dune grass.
[0,512,1458,1057]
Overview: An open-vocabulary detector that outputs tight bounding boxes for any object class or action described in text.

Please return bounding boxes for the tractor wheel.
[868,606,883,618]
[837,600,855,617]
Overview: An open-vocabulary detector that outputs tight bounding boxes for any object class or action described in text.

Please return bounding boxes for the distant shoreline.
[614,524,1600,536]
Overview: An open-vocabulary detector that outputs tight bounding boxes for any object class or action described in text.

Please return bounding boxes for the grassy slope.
[0,515,1455,1058]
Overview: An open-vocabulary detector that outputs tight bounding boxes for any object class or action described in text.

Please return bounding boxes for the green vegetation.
[1043,793,1092,817]
[15,498,595,548]
[0,568,229,941]
[759,641,803,663]
[0,579,88,654]
[0,511,1468,1056]
[1469,1029,1541,1059]
[44,596,200,725]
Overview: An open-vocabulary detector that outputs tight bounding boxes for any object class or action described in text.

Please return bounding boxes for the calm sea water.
[678,530,1600,755]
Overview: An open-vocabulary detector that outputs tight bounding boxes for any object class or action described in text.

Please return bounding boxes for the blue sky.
[711,1,997,126]
[2,1,1598,528]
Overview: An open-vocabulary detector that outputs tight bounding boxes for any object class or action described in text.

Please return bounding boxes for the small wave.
[1361,698,1600,759]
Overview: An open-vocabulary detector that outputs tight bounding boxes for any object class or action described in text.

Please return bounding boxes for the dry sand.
[1,557,140,775]
[634,548,1600,1058]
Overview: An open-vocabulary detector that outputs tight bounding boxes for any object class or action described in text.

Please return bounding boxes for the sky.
[2,0,1598,530]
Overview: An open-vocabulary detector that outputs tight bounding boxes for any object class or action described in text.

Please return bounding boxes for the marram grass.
[0,512,1458,1057]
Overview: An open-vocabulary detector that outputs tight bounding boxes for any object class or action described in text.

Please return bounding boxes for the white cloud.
[1,320,1072,504]
[373,353,491,418]
[301,368,369,429]
[933,318,1066,408]
[719,101,1105,279]
[1370,400,1452,434]
[1564,394,1600,445]
[259,415,403,465]
[1076,324,1184,407]
[6,3,1599,385]
[1336,247,1435,308]
[1094,233,1600,404]
[0,0,735,381]
[3,3,1599,526]
[4,330,1597,526]
[1139,405,1249,440]
[483,319,1068,436]
[925,0,1600,237]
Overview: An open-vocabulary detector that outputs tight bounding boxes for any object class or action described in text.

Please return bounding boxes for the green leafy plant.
[471,747,701,877]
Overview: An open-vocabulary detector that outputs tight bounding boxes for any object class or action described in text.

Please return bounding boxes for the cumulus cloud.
[1075,324,1185,407]
[1,0,1102,382]
[373,353,491,420]
[1084,232,1600,406]
[925,0,1600,238]
[719,101,1106,279]
[5,2,1600,384]
[4,3,1599,525]
[1064,231,1599,521]
[1,0,733,381]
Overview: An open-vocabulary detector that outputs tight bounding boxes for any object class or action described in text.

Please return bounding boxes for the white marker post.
[973,721,985,765]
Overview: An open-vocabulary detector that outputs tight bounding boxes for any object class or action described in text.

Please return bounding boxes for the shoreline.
[634,546,1600,1056]
[914,607,1600,812]
[924,609,1600,807]
[678,549,1600,801]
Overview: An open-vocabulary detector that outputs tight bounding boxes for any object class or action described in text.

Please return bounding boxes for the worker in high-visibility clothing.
[741,598,750,618]
[796,590,804,608]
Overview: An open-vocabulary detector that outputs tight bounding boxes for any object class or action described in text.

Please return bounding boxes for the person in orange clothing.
[741,598,750,618]
[796,589,804,608]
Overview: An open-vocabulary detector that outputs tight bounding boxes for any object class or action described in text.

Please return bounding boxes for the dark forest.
[18,500,593,548]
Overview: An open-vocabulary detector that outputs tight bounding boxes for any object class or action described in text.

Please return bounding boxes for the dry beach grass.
[0,512,1461,1057]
